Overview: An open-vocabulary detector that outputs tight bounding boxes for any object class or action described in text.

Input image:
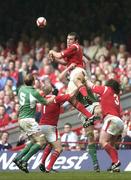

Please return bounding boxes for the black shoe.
[93,163,100,172]
[13,159,22,169]
[111,161,121,170]
[83,115,99,128]
[107,166,120,173]
[107,161,121,173]
[112,167,120,173]
[20,161,29,173]
[39,163,46,172]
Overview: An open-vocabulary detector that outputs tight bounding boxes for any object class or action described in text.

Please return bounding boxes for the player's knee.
[87,131,94,140]
[38,134,47,146]
[55,146,63,153]
[73,73,84,84]
[99,138,105,148]
[32,134,47,147]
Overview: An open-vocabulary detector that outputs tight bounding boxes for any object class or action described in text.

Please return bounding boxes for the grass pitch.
[0,171,131,180]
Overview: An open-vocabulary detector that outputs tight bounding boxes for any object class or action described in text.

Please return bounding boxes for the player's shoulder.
[71,43,80,50]
[18,85,26,93]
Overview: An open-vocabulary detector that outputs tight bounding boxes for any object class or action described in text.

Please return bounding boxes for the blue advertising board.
[0,150,131,171]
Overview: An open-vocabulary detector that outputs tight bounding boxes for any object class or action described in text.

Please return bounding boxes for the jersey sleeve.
[33,90,47,105]
[61,44,78,59]
[55,94,70,104]
[92,85,108,95]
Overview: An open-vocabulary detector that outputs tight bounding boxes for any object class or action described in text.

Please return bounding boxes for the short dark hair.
[106,79,120,94]
[64,123,72,128]
[24,74,34,86]
[68,32,80,42]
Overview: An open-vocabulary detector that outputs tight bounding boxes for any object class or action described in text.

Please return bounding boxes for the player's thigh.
[66,80,78,94]
[70,67,87,83]
[102,115,124,136]
[99,129,112,146]
[40,125,60,143]
[19,118,40,136]
[30,132,46,145]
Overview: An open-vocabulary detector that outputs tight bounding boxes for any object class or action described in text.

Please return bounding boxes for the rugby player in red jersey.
[49,32,95,122]
[39,82,79,173]
[85,79,124,172]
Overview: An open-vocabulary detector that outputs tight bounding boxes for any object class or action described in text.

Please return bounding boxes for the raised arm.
[49,50,67,65]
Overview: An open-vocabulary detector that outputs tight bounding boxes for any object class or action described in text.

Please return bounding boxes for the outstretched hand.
[48,50,55,61]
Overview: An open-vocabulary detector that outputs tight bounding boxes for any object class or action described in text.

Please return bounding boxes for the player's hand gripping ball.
[36,17,47,28]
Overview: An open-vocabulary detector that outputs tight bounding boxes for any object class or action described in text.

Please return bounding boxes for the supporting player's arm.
[34,91,55,105]
[86,80,106,95]
[58,63,76,81]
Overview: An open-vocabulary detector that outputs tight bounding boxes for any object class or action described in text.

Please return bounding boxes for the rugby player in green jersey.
[59,63,101,172]
[13,74,55,173]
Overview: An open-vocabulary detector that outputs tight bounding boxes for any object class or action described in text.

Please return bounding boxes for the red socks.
[104,143,118,163]
[79,86,88,97]
[75,101,92,118]
[41,144,52,164]
[46,150,60,171]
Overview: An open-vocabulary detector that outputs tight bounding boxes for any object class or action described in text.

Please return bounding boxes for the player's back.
[100,87,121,117]
[18,85,39,119]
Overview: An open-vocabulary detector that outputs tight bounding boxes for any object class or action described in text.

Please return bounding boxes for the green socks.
[15,142,33,161]
[88,143,98,165]
[21,144,41,162]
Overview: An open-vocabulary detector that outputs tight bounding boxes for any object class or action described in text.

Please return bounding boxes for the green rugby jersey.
[18,85,47,119]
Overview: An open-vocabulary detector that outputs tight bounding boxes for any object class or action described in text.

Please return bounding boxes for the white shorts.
[66,67,87,94]
[19,118,41,136]
[40,125,60,143]
[102,115,124,135]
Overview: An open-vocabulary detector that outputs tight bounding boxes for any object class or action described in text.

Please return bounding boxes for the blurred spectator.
[61,123,79,151]
[87,36,108,61]
[0,68,17,91]
[79,128,88,150]
[35,50,44,69]
[3,95,12,114]
[0,131,12,151]
[0,105,11,127]
[117,44,127,60]
[10,103,19,122]
[120,110,131,149]
[8,60,19,82]
[27,56,38,73]
[120,75,130,93]
[110,53,118,68]
[17,61,28,87]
